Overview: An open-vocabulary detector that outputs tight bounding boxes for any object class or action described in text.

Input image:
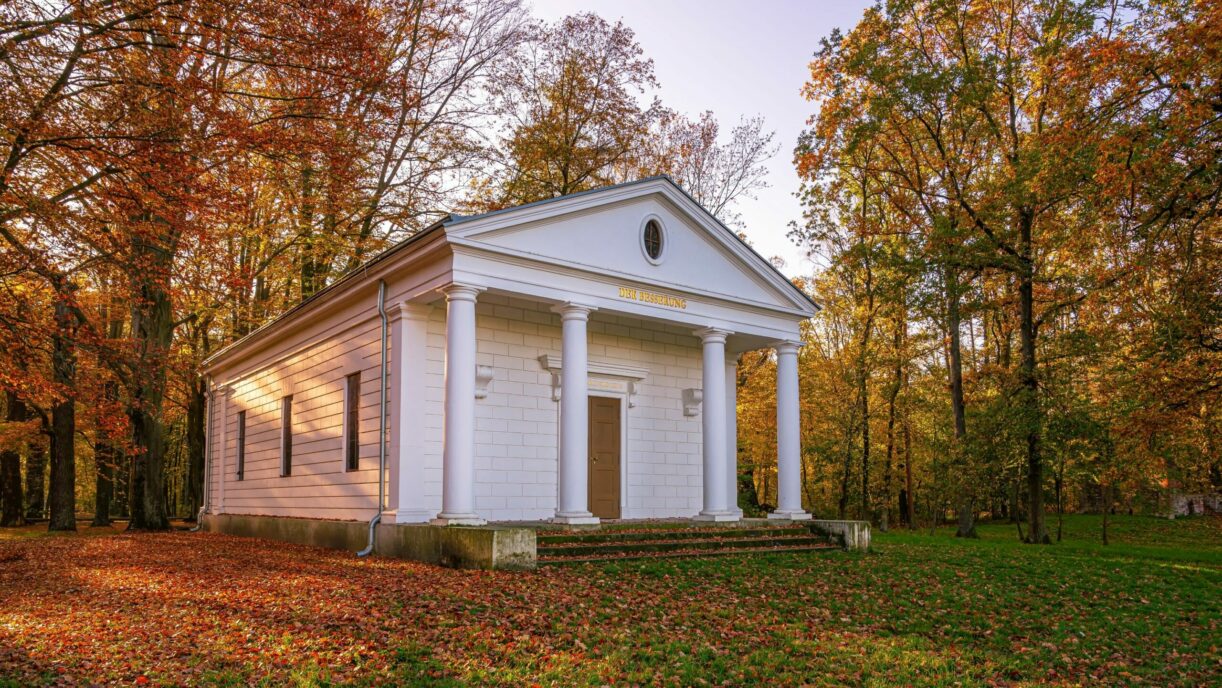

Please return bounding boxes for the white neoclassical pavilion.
[203,177,819,529]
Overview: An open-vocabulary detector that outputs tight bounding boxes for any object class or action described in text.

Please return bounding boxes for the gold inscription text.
[618,286,687,310]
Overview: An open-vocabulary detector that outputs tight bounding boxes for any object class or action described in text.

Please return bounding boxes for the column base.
[383,508,433,524]
[768,510,812,521]
[552,512,600,526]
[693,511,740,522]
[431,513,486,526]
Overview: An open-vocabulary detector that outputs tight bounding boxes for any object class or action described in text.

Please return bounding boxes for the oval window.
[643,219,664,261]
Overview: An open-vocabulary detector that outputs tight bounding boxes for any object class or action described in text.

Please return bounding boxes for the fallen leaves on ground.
[0,515,1218,687]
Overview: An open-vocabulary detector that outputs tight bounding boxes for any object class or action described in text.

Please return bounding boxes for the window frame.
[639,215,667,265]
[236,409,246,481]
[344,372,361,471]
[280,395,293,477]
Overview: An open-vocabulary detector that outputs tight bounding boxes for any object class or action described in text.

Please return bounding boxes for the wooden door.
[587,396,621,519]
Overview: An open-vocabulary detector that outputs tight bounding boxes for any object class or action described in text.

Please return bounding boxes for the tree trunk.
[1101,483,1111,546]
[92,382,118,527]
[1010,473,1021,523]
[838,429,852,520]
[24,440,46,520]
[185,375,206,520]
[92,444,114,527]
[882,386,896,533]
[845,194,878,520]
[947,268,976,539]
[740,467,762,515]
[1018,213,1048,544]
[955,505,978,538]
[858,262,875,522]
[0,449,21,527]
[127,235,175,531]
[47,294,77,532]
[882,312,905,532]
[859,372,870,521]
[903,418,914,528]
[1055,471,1064,543]
[1,391,25,526]
[93,305,123,528]
[298,165,320,299]
[113,447,129,518]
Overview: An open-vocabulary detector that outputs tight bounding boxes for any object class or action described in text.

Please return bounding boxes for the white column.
[552,302,599,524]
[770,340,811,520]
[725,357,742,518]
[387,302,432,523]
[433,284,485,526]
[695,328,736,521]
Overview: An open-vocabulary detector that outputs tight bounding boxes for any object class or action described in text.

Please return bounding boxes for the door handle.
[590,455,597,463]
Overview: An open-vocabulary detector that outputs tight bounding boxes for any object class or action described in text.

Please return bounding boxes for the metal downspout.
[357,280,389,557]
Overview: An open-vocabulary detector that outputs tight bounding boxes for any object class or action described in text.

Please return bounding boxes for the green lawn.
[581,515,1220,687]
[0,514,1217,686]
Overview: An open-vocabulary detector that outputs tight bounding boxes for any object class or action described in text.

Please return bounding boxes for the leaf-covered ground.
[0,515,1218,687]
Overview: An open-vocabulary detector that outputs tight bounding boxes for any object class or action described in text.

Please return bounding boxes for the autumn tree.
[478,13,663,205]
[0,1,185,529]
[2,0,404,528]
[794,0,1218,538]
[628,111,779,228]
[805,0,1129,542]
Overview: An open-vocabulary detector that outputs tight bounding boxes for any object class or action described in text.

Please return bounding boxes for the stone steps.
[536,523,840,565]
[541,544,839,565]
[537,525,810,546]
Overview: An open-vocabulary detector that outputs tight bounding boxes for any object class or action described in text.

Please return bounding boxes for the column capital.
[695,327,732,344]
[550,301,596,320]
[392,301,433,321]
[773,340,803,355]
[438,282,484,302]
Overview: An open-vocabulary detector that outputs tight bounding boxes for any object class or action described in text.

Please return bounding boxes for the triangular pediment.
[444,178,816,315]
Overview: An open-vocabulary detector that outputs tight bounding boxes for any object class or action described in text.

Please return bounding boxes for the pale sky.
[529,0,872,278]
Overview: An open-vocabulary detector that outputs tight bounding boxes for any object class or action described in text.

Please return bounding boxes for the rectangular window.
[345,373,360,471]
[281,395,293,477]
[236,410,246,481]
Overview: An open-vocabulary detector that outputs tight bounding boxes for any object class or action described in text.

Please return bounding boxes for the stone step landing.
[536,523,839,565]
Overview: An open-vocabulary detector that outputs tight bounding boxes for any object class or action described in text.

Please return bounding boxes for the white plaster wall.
[418,293,705,522]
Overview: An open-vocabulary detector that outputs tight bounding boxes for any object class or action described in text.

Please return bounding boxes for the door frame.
[587,389,628,517]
